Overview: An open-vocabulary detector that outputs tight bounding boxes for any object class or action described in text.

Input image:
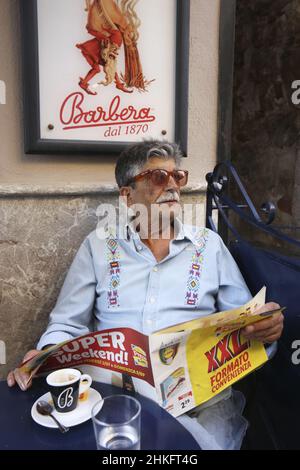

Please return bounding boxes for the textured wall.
[231,0,300,249]
[188,0,220,184]
[0,194,112,378]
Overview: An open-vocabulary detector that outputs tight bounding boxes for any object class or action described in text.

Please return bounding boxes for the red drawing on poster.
[76,0,154,96]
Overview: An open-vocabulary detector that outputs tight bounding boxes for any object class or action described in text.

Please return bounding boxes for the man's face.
[120,158,183,232]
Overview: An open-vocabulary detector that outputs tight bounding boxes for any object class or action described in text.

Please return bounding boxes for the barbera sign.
[59,93,156,135]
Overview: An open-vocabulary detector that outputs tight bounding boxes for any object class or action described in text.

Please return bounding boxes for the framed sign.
[21,0,190,155]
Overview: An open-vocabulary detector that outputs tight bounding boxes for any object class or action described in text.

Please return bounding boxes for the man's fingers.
[253,302,281,316]
[243,313,284,336]
[13,368,31,391]
[13,352,38,391]
[248,324,283,342]
[262,333,282,343]
[7,371,16,387]
[6,369,30,391]
[241,311,284,344]
[242,314,284,343]
[6,349,40,391]
[22,349,40,363]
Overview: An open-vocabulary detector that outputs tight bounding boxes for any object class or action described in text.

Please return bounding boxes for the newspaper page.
[149,287,268,416]
[20,327,155,388]
[19,287,279,417]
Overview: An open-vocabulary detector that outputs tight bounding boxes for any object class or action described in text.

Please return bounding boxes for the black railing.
[205,160,300,249]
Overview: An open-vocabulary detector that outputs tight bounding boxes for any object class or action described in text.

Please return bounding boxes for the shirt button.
[137,245,143,251]
[153,267,158,272]
[149,296,156,304]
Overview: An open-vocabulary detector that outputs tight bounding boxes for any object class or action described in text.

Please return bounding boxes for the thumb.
[22,349,40,363]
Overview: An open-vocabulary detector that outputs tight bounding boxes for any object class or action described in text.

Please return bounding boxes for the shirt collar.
[119,217,202,245]
[117,217,137,241]
[173,219,207,247]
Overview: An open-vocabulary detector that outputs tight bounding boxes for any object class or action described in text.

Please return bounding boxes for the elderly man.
[7,140,283,450]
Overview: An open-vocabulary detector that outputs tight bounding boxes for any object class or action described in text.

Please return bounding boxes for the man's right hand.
[7,350,40,391]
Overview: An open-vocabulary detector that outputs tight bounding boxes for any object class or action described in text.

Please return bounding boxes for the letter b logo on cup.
[46,368,92,413]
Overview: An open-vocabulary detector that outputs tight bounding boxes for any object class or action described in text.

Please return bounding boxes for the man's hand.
[7,349,40,391]
[241,302,284,344]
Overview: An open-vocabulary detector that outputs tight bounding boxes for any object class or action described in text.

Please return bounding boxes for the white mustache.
[156,192,180,203]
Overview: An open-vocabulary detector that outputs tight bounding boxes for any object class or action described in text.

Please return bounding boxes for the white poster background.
[37,0,177,142]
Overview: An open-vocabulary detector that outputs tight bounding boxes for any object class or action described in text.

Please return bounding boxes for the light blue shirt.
[37,222,253,350]
[37,221,278,449]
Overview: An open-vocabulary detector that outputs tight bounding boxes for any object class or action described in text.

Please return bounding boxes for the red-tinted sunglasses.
[128,169,188,187]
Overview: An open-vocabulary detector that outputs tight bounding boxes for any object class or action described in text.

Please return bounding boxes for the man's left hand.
[241,302,284,344]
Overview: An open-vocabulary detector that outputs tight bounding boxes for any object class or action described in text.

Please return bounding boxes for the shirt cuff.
[36,331,74,351]
[265,341,278,360]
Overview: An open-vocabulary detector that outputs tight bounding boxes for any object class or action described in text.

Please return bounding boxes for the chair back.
[206,162,300,449]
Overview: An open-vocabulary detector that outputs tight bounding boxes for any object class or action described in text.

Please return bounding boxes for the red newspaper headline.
[38,328,154,386]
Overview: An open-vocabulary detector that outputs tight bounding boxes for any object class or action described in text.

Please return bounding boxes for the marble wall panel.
[0,194,116,379]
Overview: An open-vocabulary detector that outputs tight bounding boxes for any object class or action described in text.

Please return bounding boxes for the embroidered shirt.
[37,221,253,349]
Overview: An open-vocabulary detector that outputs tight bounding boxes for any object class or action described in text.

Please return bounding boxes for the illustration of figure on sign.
[76,0,153,95]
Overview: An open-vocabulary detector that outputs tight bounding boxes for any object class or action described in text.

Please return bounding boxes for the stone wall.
[0,191,114,378]
[231,0,300,251]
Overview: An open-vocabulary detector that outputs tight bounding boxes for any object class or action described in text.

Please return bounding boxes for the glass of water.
[91,394,141,450]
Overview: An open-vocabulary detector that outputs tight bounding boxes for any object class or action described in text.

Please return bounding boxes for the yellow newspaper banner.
[187,325,267,404]
[150,287,270,417]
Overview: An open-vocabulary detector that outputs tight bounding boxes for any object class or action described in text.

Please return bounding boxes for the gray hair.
[115,139,185,188]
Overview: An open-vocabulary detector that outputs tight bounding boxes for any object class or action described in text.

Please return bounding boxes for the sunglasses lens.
[151,170,169,186]
[150,170,188,186]
[174,171,188,186]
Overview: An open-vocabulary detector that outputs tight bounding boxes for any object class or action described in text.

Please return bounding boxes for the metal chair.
[206,161,300,450]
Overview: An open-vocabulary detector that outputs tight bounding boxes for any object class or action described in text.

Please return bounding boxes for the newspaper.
[19,287,281,417]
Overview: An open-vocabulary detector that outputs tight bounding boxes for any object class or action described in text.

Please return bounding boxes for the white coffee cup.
[46,368,92,413]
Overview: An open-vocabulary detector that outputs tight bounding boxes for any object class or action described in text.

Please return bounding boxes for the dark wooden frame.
[20,0,190,155]
[216,0,237,242]
[217,0,236,164]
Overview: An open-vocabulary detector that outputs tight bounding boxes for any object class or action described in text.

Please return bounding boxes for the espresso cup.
[46,368,92,413]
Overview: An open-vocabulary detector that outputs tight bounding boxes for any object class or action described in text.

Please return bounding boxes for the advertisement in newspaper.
[21,328,154,387]
[149,287,269,416]
[19,287,280,418]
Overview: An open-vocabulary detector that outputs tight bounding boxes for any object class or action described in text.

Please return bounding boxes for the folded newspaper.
[19,286,280,417]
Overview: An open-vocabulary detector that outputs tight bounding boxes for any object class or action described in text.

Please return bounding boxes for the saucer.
[31,387,102,428]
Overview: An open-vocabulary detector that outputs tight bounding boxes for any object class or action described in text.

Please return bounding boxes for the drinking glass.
[91,394,141,450]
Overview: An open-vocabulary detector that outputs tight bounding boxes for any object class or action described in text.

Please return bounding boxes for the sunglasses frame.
[127,169,189,187]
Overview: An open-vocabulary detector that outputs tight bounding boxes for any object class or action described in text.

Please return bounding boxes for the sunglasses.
[128,169,189,187]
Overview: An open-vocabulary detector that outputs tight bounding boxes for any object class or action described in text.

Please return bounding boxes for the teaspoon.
[36,400,69,433]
